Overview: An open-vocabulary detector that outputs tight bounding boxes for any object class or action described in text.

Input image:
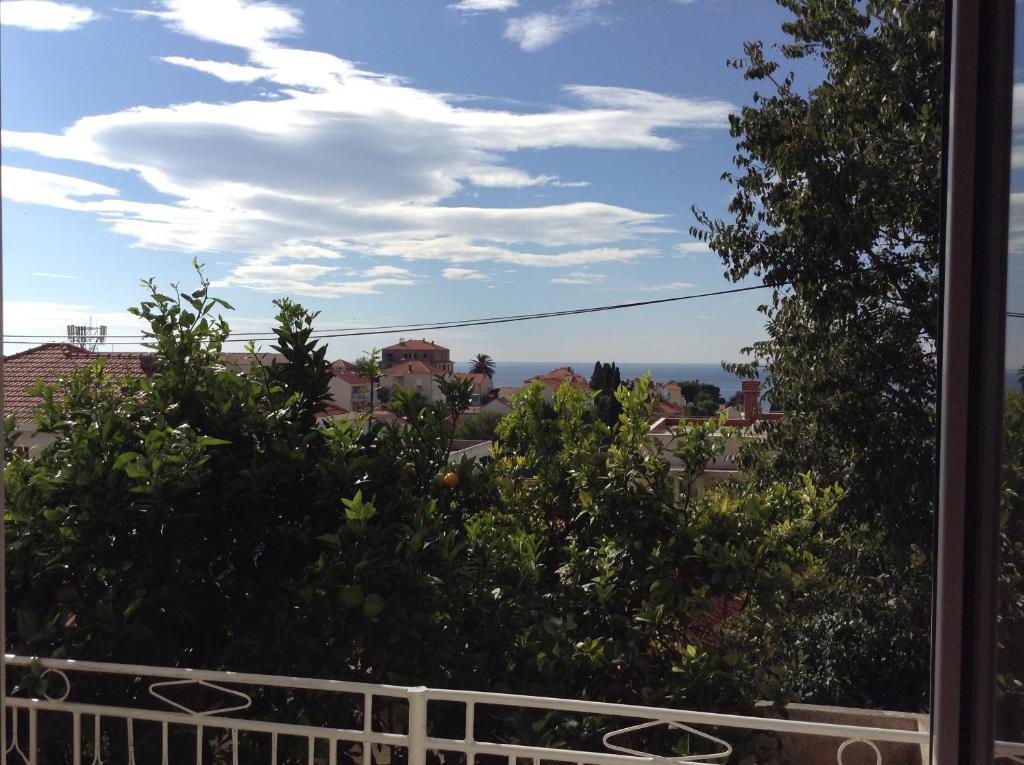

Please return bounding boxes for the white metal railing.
[3,654,1022,764]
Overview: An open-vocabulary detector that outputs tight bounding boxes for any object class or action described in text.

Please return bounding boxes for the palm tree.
[468,353,496,379]
[355,348,383,416]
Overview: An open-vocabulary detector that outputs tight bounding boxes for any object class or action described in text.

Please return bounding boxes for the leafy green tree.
[6,271,849,759]
[469,353,497,379]
[455,411,505,441]
[691,0,943,709]
[355,348,383,415]
[589,361,623,428]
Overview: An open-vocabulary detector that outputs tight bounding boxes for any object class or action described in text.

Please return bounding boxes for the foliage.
[354,348,383,415]
[469,353,497,379]
[673,380,723,408]
[691,0,943,710]
[589,361,623,428]
[7,273,845,760]
[998,391,1024,735]
[455,411,505,441]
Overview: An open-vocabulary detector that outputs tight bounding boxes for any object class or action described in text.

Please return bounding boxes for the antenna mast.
[66,319,108,352]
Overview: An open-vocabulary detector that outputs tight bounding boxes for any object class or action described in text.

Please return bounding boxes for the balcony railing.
[3,654,1023,764]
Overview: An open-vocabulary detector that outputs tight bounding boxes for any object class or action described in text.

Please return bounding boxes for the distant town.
[4,336,782,489]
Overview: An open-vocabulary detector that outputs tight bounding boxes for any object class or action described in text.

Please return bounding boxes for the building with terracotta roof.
[328,362,374,412]
[452,371,494,404]
[380,360,448,402]
[524,366,590,402]
[4,343,156,447]
[648,381,782,491]
[382,338,453,374]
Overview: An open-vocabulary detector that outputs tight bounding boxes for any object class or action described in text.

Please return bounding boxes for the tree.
[469,353,496,379]
[7,271,845,761]
[691,0,943,709]
[455,411,505,441]
[355,349,383,416]
[589,361,623,428]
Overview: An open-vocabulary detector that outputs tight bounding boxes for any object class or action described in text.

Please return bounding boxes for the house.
[525,366,590,402]
[648,380,782,491]
[449,439,493,463]
[315,403,350,423]
[219,351,287,372]
[329,361,373,411]
[662,382,685,407]
[453,372,493,404]
[3,343,155,448]
[381,360,448,402]
[481,397,514,416]
[382,338,454,374]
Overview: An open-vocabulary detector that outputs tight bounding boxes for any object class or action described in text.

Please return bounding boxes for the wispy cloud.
[124,0,301,49]
[443,267,489,280]
[449,0,517,12]
[32,272,78,279]
[162,56,270,83]
[636,280,695,292]
[675,241,711,254]
[550,271,606,285]
[504,0,607,51]
[2,0,735,298]
[0,1,97,31]
[362,265,413,278]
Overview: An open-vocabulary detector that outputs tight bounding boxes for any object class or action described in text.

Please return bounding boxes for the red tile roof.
[655,400,683,416]
[383,339,449,352]
[4,343,154,423]
[331,359,357,374]
[526,366,589,390]
[316,404,350,418]
[382,361,445,376]
[454,372,489,385]
[334,370,370,385]
[219,352,286,369]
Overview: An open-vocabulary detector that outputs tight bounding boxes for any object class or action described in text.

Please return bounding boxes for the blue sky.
[2,0,814,364]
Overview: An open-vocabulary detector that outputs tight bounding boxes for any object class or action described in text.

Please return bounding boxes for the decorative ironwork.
[4,653,1020,764]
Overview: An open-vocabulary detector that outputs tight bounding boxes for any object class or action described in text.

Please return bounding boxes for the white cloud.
[675,241,711,254]
[1,165,118,208]
[550,271,606,285]
[636,281,695,292]
[0,1,96,31]
[449,0,517,11]
[127,0,301,49]
[32,272,78,279]
[212,255,416,297]
[503,0,607,51]
[2,0,734,298]
[443,267,489,280]
[162,56,271,83]
[362,265,412,278]
[4,301,145,344]
[504,13,573,51]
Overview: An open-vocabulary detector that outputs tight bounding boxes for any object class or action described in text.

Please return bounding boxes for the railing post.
[407,687,428,765]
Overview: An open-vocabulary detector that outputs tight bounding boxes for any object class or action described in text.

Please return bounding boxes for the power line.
[2,282,774,347]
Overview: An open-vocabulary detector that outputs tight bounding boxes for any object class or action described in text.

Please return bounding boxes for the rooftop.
[525,366,590,390]
[382,360,446,376]
[3,343,155,423]
[384,338,449,352]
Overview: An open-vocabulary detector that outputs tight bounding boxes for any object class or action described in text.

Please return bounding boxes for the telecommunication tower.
[66,320,108,352]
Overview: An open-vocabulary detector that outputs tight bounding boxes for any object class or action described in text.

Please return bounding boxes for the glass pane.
[998,5,1024,746]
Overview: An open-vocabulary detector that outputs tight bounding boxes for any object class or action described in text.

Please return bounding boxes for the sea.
[491,362,745,398]
[490,364,1024,401]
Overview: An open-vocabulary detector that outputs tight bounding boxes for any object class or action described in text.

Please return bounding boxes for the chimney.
[741,380,760,422]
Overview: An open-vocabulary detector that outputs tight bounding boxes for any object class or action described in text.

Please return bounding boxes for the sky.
[1,0,835,365]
